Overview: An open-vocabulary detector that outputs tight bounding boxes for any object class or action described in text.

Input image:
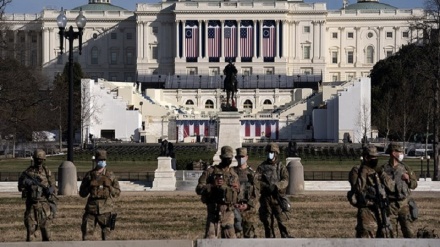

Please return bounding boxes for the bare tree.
[80,80,103,148]
[355,97,371,145]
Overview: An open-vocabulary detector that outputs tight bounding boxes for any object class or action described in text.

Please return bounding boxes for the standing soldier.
[256,143,293,238]
[233,147,259,238]
[380,143,418,238]
[196,146,240,238]
[18,149,57,242]
[348,145,395,238]
[79,149,121,240]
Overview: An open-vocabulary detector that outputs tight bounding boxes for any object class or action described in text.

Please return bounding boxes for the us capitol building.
[2,0,425,143]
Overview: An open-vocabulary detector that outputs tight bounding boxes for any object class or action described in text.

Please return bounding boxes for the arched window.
[205,100,214,109]
[366,46,374,64]
[185,100,194,105]
[263,99,272,105]
[91,47,98,64]
[243,100,253,109]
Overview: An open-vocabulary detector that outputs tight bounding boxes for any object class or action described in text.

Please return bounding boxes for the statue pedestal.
[213,111,242,165]
[152,157,176,191]
[286,157,305,195]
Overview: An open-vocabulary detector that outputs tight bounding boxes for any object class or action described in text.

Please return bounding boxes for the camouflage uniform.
[233,148,259,238]
[196,146,240,239]
[79,150,121,240]
[350,145,395,238]
[256,143,292,238]
[18,149,57,242]
[381,143,418,238]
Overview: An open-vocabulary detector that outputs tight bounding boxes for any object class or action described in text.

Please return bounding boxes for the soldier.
[349,145,395,238]
[79,149,121,240]
[256,143,293,238]
[196,146,240,238]
[380,143,418,238]
[18,149,57,242]
[233,147,259,238]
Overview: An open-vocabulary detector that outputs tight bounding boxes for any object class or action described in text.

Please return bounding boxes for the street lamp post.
[420,156,424,179]
[427,155,431,178]
[57,8,87,162]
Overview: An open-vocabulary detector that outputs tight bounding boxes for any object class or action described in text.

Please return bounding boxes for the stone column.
[221,20,225,59]
[354,27,360,66]
[175,20,180,58]
[204,20,208,58]
[259,20,264,58]
[253,20,257,58]
[312,21,319,61]
[213,112,242,166]
[199,20,203,58]
[339,27,345,65]
[237,20,241,60]
[137,21,143,60]
[394,26,400,50]
[276,20,280,58]
[377,26,384,61]
[286,157,304,195]
[143,22,149,61]
[152,157,177,191]
[319,20,325,60]
[294,21,299,60]
[182,21,186,58]
[58,161,78,195]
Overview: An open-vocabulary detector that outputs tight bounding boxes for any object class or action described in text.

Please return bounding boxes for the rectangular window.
[347,73,355,81]
[265,67,274,75]
[347,51,354,64]
[332,74,338,81]
[187,67,198,75]
[152,46,158,60]
[332,32,338,39]
[111,33,117,40]
[303,26,310,33]
[303,46,310,59]
[31,50,37,66]
[300,68,313,75]
[332,51,338,64]
[91,49,98,64]
[209,68,220,76]
[111,51,117,64]
[109,73,118,81]
[386,50,393,58]
[31,35,37,43]
[126,33,133,40]
[402,31,409,38]
[347,32,354,39]
[386,32,393,38]
[126,51,133,65]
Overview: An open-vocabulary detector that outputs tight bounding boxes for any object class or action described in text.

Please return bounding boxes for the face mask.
[369,158,378,167]
[97,160,107,168]
[240,157,247,165]
[221,158,232,166]
[268,152,275,160]
[398,153,404,162]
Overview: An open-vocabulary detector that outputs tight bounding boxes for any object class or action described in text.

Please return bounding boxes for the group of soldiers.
[18,149,120,241]
[16,142,422,241]
[348,143,418,238]
[196,143,293,238]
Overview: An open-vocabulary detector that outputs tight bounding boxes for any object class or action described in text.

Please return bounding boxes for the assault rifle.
[23,172,58,200]
[373,173,392,238]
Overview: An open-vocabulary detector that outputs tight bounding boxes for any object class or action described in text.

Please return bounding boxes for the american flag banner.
[208,21,221,58]
[185,21,199,58]
[241,120,279,139]
[240,20,253,58]
[224,20,237,58]
[263,20,276,58]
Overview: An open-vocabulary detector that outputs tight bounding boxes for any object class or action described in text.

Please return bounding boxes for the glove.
[23,178,35,187]
[269,184,277,193]
[47,186,55,195]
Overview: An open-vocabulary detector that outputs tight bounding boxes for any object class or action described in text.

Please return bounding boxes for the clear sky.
[4,0,425,14]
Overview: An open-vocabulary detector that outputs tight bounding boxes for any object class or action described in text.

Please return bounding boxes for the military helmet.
[265,143,280,154]
[362,145,378,157]
[385,143,404,154]
[33,149,46,160]
[220,146,234,159]
[95,149,107,160]
[236,148,247,157]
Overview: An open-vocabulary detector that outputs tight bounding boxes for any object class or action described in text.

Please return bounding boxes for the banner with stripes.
[240,20,253,58]
[208,21,221,58]
[224,20,237,58]
[176,120,213,141]
[263,20,276,58]
[241,120,279,139]
[185,21,199,58]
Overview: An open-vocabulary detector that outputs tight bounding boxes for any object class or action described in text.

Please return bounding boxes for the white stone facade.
[1,0,424,83]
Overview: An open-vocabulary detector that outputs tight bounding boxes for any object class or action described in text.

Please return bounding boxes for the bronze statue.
[223,60,238,108]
